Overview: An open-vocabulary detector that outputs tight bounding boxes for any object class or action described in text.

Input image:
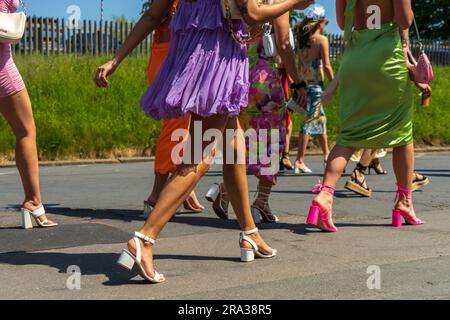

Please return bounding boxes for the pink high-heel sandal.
[392,184,425,228]
[307,180,337,232]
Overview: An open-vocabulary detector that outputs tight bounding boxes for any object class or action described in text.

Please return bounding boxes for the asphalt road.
[0,152,449,299]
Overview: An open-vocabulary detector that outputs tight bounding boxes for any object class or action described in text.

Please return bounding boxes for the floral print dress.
[241,44,288,185]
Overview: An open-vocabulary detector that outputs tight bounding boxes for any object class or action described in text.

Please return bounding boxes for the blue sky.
[23,0,342,34]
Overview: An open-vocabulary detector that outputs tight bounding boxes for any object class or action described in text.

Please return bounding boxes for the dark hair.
[294,18,325,49]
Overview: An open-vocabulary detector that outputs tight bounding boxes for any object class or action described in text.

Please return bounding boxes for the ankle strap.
[134,232,155,245]
[241,228,258,236]
[395,183,412,201]
[356,163,368,172]
[256,185,272,195]
[312,179,335,196]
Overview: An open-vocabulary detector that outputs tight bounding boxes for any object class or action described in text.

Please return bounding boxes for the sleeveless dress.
[243,44,287,185]
[140,0,249,119]
[337,0,413,148]
[0,0,25,98]
[299,50,326,135]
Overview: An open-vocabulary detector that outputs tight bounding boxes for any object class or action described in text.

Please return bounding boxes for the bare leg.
[392,144,417,216]
[147,173,203,209]
[313,144,355,229]
[280,119,293,169]
[317,134,330,162]
[296,133,309,164]
[359,149,376,167]
[127,115,273,278]
[295,133,313,173]
[223,117,273,253]
[146,173,170,205]
[284,119,292,155]
[0,90,54,224]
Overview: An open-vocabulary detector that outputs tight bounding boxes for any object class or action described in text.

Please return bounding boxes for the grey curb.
[0,147,449,168]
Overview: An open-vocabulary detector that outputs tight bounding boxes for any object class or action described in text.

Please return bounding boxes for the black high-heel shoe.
[280,152,293,171]
[368,158,387,175]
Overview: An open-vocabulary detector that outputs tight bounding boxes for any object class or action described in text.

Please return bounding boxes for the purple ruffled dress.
[140,0,250,119]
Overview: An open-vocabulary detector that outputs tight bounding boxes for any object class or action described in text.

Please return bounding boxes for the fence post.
[27,17,31,54]
[114,21,119,54]
[99,21,104,56]
[88,20,93,56]
[109,21,114,56]
[45,17,49,55]
[105,20,109,56]
[51,18,55,54]
[55,18,60,55]
[62,18,67,54]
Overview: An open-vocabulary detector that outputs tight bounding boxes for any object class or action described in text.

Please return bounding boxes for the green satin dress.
[337,0,414,148]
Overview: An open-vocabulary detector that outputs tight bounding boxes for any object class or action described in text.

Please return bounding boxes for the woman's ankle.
[395,198,412,210]
[314,191,333,207]
[22,198,42,209]
[146,194,158,205]
[253,197,268,207]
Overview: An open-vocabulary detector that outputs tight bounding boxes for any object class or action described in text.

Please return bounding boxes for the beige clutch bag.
[0,11,27,44]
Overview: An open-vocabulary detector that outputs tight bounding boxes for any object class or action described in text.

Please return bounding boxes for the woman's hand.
[415,82,432,95]
[94,59,119,88]
[295,88,308,107]
[321,91,333,106]
[240,0,314,25]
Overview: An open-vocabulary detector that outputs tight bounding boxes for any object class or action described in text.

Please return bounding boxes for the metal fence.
[12,17,152,56]
[12,17,450,65]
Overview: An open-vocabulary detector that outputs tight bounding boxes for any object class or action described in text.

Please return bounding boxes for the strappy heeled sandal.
[205,183,229,220]
[280,152,293,171]
[392,184,425,228]
[412,172,429,191]
[368,158,387,175]
[307,181,338,232]
[117,232,165,283]
[239,228,277,262]
[251,186,279,223]
[251,203,279,223]
[344,163,372,197]
[21,206,58,229]
[183,194,204,213]
[294,160,313,174]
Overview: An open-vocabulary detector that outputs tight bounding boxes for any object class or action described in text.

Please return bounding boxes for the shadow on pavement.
[271,189,362,199]
[170,215,332,236]
[0,251,240,286]
[17,206,145,222]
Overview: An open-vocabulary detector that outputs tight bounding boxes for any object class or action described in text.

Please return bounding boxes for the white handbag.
[263,27,295,57]
[0,0,27,44]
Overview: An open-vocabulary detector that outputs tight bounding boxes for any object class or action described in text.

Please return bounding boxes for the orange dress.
[147,0,190,175]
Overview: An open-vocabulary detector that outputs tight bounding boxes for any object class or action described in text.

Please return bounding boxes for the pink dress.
[0,0,25,98]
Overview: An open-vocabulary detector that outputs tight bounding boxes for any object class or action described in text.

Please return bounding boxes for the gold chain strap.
[223,0,265,45]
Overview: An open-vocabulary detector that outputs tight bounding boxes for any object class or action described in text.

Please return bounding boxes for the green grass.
[0,55,449,161]
[0,55,160,160]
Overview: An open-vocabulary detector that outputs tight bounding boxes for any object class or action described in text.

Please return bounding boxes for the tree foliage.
[412,0,450,40]
[142,0,152,14]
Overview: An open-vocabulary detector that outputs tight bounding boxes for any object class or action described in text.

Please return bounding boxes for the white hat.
[304,4,326,21]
